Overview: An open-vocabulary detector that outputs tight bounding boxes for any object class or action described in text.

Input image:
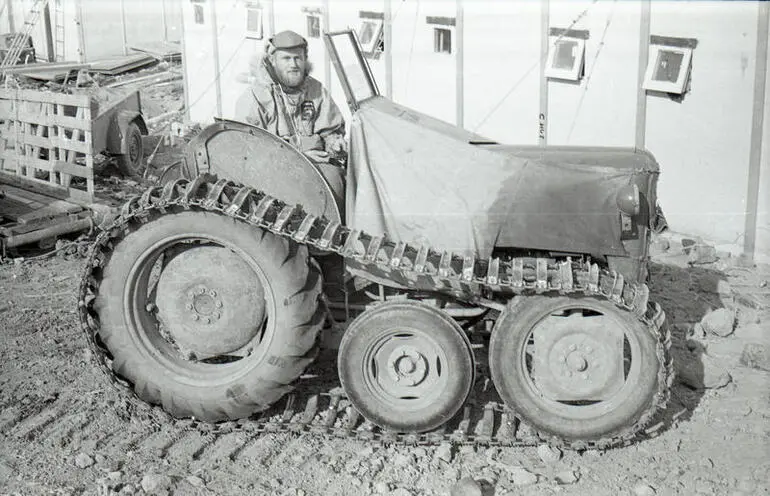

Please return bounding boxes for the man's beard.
[274,62,313,89]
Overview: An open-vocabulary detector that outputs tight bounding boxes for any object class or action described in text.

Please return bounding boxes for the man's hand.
[304,149,330,163]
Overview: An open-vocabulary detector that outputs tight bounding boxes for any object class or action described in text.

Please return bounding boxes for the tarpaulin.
[346,97,655,259]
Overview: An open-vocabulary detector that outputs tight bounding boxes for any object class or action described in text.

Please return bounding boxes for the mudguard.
[105,110,148,155]
[183,120,342,225]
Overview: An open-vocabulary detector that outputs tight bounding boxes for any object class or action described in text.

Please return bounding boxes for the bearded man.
[234,30,346,166]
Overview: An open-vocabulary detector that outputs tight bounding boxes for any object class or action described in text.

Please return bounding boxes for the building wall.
[462,0,540,143]
[1,0,182,63]
[181,0,770,260]
[647,1,758,250]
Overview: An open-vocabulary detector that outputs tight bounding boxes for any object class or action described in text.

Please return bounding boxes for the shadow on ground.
[648,259,733,434]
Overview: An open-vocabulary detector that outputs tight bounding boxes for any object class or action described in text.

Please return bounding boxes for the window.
[245,4,263,40]
[434,28,451,54]
[306,15,321,38]
[358,18,383,56]
[191,0,205,25]
[545,36,585,81]
[643,44,693,94]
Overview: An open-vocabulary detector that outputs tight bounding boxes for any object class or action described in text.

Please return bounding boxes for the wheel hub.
[532,313,626,401]
[387,346,428,386]
[155,246,267,356]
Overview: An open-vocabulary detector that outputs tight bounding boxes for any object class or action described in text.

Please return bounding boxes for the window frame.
[643,44,693,94]
[191,0,206,25]
[544,35,585,81]
[245,4,263,40]
[306,14,321,39]
[357,18,383,56]
[433,27,452,54]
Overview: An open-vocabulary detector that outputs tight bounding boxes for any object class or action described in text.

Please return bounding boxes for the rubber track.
[77,174,673,450]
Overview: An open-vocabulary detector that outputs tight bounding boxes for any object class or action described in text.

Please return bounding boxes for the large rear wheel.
[489,296,666,445]
[94,210,323,421]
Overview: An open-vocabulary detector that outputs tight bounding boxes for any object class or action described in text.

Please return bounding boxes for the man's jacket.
[234,54,345,153]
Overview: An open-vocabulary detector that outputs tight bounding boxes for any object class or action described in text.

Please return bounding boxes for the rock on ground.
[509,467,538,486]
[741,343,770,372]
[141,473,174,495]
[701,308,735,337]
[74,453,94,469]
[450,477,483,496]
[633,483,657,495]
[536,444,562,463]
[675,351,732,389]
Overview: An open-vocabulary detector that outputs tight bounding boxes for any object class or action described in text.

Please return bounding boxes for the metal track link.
[77,174,672,451]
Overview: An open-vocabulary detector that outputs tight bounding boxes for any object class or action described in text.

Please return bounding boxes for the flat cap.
[270,30,308,50]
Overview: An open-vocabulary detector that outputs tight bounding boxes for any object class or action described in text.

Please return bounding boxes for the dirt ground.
[1,73,770,496]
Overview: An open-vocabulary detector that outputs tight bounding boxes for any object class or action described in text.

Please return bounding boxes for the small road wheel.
[116,121,145,176]
[338,300,475,433]
[489,295,664,444]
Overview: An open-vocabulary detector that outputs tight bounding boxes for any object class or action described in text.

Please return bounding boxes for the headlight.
[616,184,640,216]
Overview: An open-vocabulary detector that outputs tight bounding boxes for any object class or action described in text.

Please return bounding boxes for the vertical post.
[267,0,275,38]
[120,0,128,55]
[43,2,54,62]
[161,0,168,43]
[210,0,222,118]
[74,0,86,62]
[384,0,392,98]
[455,0,464,128]
[322,0,331,91]
[180,0,190,122]
[635,0,651,150]
[538,0,549,146]
[743,1,769,262]
[6,0,14,33]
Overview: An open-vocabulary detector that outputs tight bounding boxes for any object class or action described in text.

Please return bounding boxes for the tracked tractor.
[78,31,672,449]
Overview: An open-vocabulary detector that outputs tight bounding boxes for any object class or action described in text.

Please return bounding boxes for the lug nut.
[145,303,156,312]
[188,291,195,298]
[586,346,593,353]
[198,287,206,295]
[186,303,193,310]
[213,312,220,319]
[582,373,589,380]
[569,344,577,352]
[215,301,223,308]
[210,290,217,297]
[192,315,199,321]
[205,317,211,324]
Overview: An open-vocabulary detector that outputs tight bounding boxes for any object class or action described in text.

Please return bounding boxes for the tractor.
[78,31,671,449]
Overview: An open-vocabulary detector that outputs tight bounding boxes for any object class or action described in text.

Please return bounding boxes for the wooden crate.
[0,88,94,202]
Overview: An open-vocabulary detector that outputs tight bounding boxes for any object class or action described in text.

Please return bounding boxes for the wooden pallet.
[0,88,94,202]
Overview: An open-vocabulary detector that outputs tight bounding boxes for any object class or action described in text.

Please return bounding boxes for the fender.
[183,119,342,225]
[106,110,149,155]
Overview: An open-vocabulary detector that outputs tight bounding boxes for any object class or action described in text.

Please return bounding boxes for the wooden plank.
[16,111,91,131]
[53,160,89,176]
[0,88,91,107]
[1,183,69,205]
[17,200,84,224]
[24,133,90,154]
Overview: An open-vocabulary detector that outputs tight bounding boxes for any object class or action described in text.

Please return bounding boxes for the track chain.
[78,173,673,450]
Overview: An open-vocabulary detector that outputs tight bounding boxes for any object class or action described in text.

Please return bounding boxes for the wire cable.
[471,0,599,133]
[565,0,617,143]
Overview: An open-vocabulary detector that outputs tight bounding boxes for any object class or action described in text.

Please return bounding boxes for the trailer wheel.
[94,210,324,421]
[116,121,145,176]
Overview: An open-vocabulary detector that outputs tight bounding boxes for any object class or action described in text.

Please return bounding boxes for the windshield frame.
[323,30,380,112]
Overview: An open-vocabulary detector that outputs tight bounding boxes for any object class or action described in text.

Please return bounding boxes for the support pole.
[538,0,549,146]
[120,0,128,55]
[43,2,54,62]
[384,0,392,98]
[210,0,222,118]
[6,0,14,33]
[455,0,464,128]
[323,0,331,91]
[267,0,275,38]
[635,0,651,150]
[743,1,769,262]
[161,0,168,43]
[74,0,86,62]
[180,1,190,122]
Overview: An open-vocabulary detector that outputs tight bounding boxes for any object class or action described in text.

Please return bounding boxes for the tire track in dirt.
[9,399,72,442]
